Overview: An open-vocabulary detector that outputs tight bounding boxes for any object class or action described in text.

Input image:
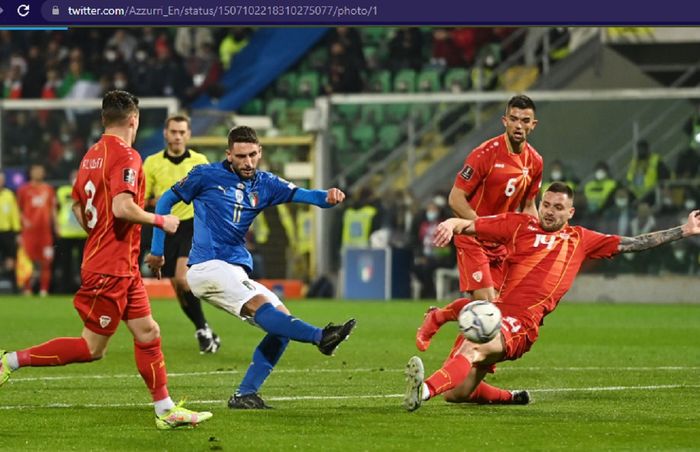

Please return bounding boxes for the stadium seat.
[386,103,411,123]
[411,104,435,126]
[335,104,360,121]
[265,98,288,125]
[351,123,376,150]
[367,70,392,93]
[297,71,320,98]
[361,104,386,124]
[417,68,442,92]
[443,67,470,92]
[239,98,264,116]
[361,27,395,46]
[378,124,403,153]
[275,72,298,98]
[393,69,417,92]
[330,124,350,152]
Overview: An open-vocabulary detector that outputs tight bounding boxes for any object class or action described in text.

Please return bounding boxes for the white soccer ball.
[458,300,502,344]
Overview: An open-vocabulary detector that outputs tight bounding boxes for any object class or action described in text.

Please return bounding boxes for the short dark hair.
[506,94,536,113]
[545,181,574,200]
[227,125,260,149]
[164,113,191,129]
[101,90,139,127]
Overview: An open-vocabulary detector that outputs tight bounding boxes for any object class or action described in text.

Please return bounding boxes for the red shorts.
[456,238,504,293]
[446,314,538,373]
[22,233,53,262]
[73,271,151,336]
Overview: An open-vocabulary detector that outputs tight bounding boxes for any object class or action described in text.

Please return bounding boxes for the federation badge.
[235,189,244,203]
[559,232,570,240]
[99,315,112,328]
[472,271,483,283]
[460,165,474,181]
[522,167,529,177]
[122,168,136,186]
[249,192,259,208]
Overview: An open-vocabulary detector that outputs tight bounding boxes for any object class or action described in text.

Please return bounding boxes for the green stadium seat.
[417,68,442,92]
[411,104,434,125]
[378,124,402,153]
[393,69,417,92]
[386,103,411,123]
[361,104,385,124]
[335,104,360,121]
[275,73,297,97]
[443,67,470,92]
[305,46,328,71]
[367,70,391,93]
[297,71,320,98]
[351,123,376,150]
[330,124,350,153]
[361,27,394,46]
[239,98,264,116]
[265,98,288,125]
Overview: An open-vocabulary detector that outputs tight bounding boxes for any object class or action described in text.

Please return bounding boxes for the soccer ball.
[458,300,502,344]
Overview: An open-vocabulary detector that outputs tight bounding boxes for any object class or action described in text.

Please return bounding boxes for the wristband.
[154,214,165,229]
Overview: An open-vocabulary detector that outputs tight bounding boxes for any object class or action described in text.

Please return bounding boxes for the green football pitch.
[1,296,698,451]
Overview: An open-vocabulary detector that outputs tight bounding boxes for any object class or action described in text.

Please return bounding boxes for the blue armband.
[150,189,179,256]
[292,188,332,208]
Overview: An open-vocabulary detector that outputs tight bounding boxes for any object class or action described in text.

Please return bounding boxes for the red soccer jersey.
[72,134,145,277]
[474,213,621,339]
[17,182,55,236]
[453,134,543,249]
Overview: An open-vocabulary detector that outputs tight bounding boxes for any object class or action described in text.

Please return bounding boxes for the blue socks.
[238,334,289,395]
[253,302,322,344]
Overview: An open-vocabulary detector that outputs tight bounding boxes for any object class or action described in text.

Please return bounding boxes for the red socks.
[134,337,169,402]
[17,337,93,366]
[437,298,472,323]
[468,381,513,404]
[425,354,471,397]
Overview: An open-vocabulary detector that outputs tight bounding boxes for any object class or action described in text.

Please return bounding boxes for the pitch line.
[6,366,700,384]
[0,384,699,411]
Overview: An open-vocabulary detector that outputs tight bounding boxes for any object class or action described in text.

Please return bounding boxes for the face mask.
[426,210,438,222]
[615,197,629,208]
[550,170,563,181]
[673,249,686,260]
[114,79,127,90]
[595,169,607,181]
[105,50,117,62]
[662,197,673,207]
[135,51,147,62]
[433,196,446,207]
[685,199,697,210]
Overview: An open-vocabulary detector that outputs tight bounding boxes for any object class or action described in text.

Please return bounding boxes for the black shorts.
[0,231,17,260]
[162,219,193,278]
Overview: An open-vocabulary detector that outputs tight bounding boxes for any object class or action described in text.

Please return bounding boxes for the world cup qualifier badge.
[460,165,474,181]
[123,168,136,186]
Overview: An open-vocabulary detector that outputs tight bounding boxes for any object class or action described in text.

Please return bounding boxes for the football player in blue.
[146,126,356,409]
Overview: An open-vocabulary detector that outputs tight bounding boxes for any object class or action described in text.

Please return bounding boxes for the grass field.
[1,296,699,451]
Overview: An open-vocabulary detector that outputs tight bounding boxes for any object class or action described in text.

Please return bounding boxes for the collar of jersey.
[162,149,191,165]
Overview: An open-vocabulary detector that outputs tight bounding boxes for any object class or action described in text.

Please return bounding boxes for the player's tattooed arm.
[618,226,683,253]
[618,210,700,253]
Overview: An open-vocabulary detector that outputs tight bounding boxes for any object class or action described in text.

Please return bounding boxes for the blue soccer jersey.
[172,161,297,272]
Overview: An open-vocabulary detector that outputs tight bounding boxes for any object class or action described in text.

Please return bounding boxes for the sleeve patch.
[460,165,474,181]
[123,168,136,186]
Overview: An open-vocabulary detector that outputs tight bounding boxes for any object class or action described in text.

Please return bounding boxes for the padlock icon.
[52,5,59,15]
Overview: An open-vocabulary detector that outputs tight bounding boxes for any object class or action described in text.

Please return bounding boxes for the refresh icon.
[17,4,30,17]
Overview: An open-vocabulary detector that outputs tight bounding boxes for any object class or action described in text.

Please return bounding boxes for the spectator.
[341,187,381,248]
[174,28,214,60]
[219,28,250,70]
[99,45,128,79]
[541,159,578,194]
[583,161,617,216]
[106,29,138,62]
[325,42,363,94]
[151,41,190,102]
[625,140,670,203]
[3,64,23,98]
[600,186,635,237]
[327,27,366,72]
[129,45,158,97]
[388,28,424,71]
[410,200,455,299]
[184,42,223,102]
[431,28,463,68]
[629,201,661,273]
[23,45,45,98]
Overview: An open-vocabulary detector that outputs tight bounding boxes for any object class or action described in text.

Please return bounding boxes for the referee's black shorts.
[162,218,194,278]
[0,231,17,260]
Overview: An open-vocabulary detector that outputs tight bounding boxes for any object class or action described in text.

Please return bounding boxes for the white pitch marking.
[0,384,698,411]
[7,366,700,383]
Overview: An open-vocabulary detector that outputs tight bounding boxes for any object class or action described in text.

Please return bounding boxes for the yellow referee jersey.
[143,149,209,220]
[0,187,21,232]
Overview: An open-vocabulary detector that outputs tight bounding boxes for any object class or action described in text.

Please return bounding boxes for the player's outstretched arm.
[291,187,345,208]
[113,192,179,233]
[433,218,476,247]
[448,186,478,220]
[618,210,700,253]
